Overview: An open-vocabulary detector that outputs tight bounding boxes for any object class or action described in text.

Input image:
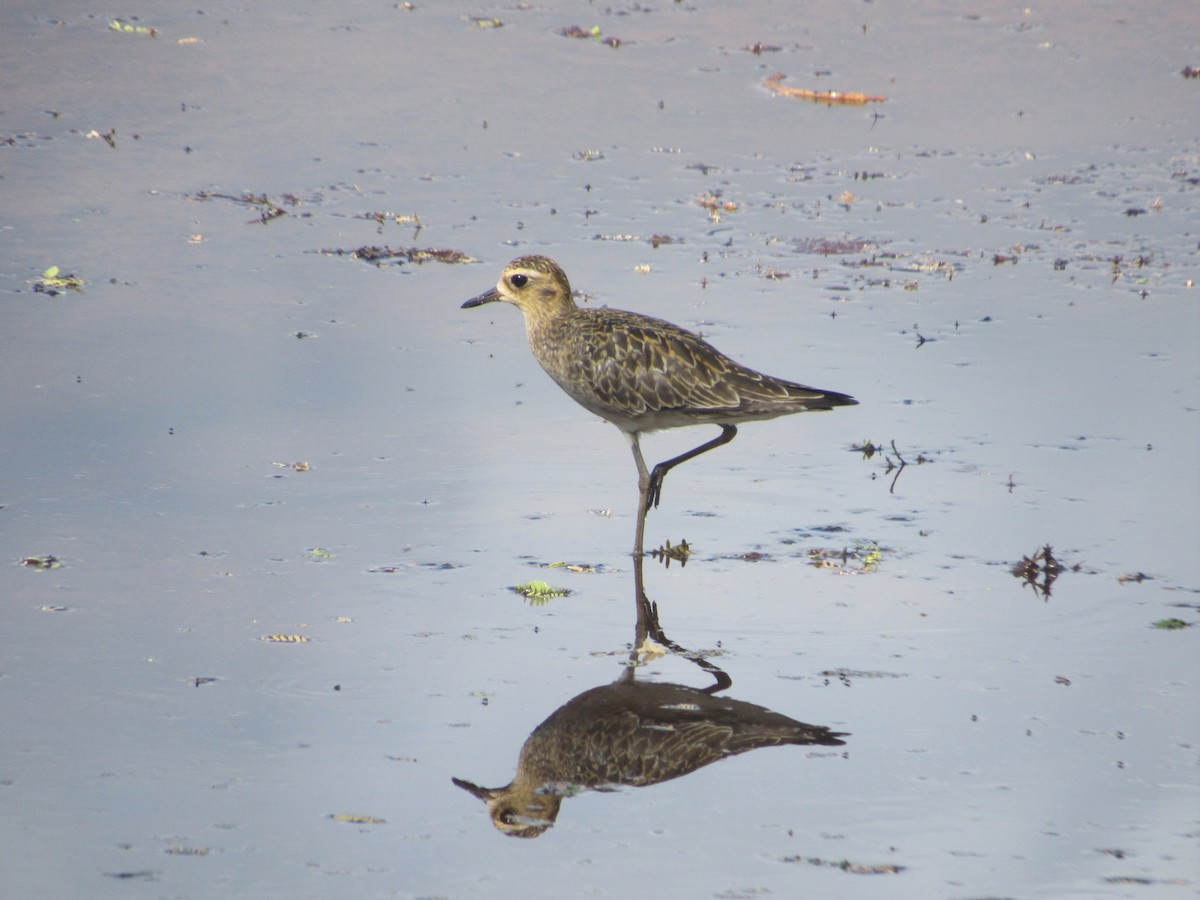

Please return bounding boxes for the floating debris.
[1152,618,1190,630]
[328,813,385,824]
[558,24,622,47]
[818,669,907,687]
[1011,544,1067,600]
[33,266,85,295]
[510,580,572,604]
[109,18,157,37]
[853,439,882,460]
[899,255,958,279]
[85,128,117,148]
[21,555,61,569]
[764,72,886,105]
[737,550,771,562]
[319,245,474,266]
[104,871,157,881]
[593,234,642,243]
[793,236,877,255]
[189,191,299,224]
[851,439,930,493]
[1117,571,1151,585]
[260,634,309,643]
[540,561,600,573]
[164,845,208,856]
[635,637,668,663]
[355,211,422,227]
[695,192,739,217]
[780,854,905,874]
[271,461,311,472]
[649,538,692,569]
[808,540,884,574]
[559,24,600,39]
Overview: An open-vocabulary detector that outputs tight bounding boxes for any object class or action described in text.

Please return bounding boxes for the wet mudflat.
[2,1,1198,897]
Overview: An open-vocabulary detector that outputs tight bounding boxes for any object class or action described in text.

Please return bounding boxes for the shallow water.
[2,1,1198,897]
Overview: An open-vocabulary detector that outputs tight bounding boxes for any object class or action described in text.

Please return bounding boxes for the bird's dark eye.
[510,273,528,288]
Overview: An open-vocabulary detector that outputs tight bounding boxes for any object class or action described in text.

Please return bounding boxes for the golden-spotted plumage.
[462,255,856,551]
[452,679,847,837]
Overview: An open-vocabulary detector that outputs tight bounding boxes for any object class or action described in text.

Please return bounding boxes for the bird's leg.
[647,425,738,509]
[627,432,651,559]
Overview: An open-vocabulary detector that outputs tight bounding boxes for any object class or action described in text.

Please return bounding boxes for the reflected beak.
[462,287,501,309]
[452,776,496,800]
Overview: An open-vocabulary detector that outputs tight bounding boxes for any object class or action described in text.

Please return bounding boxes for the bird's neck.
[521,297,577,345]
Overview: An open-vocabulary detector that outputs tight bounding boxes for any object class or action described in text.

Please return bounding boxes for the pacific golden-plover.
[453,678,847,837]
[462,255,857,550]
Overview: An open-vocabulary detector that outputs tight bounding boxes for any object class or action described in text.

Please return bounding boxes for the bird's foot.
[646,467,667,510]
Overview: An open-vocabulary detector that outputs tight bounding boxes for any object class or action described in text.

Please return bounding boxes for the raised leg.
[646,424,738,510]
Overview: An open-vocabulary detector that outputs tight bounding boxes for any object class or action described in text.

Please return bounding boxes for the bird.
[462,255,857,553]
[452,678,847,838]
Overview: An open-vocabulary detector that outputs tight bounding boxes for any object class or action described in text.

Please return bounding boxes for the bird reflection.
[453,559,847,837]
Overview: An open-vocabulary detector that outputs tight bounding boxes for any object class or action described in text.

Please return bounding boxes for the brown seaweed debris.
[558,25,623,47]
[320,246,475,266]
[190,191,299,224]
[793,236,878,255]
[764,72,886,105]
[1011,544,1066,600]
[648,538,691,569]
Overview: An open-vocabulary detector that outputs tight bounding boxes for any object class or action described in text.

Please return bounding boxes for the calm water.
[2,1,1197,897]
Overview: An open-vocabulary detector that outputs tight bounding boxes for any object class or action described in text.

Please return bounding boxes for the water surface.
[2,1,1197,897]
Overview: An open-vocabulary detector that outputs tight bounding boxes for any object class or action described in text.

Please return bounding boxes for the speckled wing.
[561,308,838,428]
[524,681,846,789]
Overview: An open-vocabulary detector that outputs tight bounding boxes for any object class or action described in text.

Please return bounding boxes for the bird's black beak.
[462,288,501,309]
[452,776,496,800]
